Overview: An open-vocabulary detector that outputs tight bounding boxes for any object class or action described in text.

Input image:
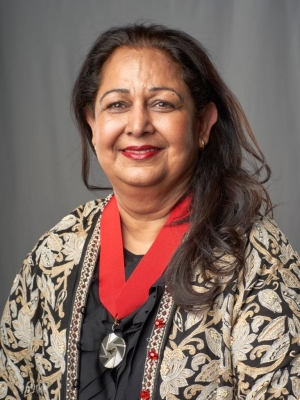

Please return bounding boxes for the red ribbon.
[99,195,190,320]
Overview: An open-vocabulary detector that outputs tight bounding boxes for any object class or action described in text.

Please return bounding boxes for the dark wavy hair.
[72,23,272,310]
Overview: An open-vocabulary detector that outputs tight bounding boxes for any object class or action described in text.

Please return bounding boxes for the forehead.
[99,46,184,89]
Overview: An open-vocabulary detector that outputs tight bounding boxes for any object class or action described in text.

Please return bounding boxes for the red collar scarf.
[99,195,190,320]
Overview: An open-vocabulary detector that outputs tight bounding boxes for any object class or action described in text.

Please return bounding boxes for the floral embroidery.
[46,329,67,372]
[1,205,300,400]
[158,218,300,399]
[61,233,85,264]
[231,323,257,363]
[0,199,105,399]
[160,348,194,398]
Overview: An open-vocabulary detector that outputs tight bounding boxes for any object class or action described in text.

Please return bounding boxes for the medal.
[99,317,126,368]
[99,195,190,368]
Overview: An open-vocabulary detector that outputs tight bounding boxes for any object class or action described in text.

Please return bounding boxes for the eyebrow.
[149,87,183,101]
[99,86,183,103]
[99,88,129,104]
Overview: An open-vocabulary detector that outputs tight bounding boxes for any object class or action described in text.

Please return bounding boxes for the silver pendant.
[99,332,126,368]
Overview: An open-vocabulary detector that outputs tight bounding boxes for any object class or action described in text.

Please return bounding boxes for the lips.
[121,145,163,160]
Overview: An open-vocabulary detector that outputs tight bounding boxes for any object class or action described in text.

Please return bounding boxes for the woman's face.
[87,47,217,196]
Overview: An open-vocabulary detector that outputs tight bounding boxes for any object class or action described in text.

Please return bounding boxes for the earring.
[199,139,205,150]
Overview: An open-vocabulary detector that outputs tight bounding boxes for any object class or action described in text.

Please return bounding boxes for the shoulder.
[245,216,300,275]
[0,198,113,398]
[50,195,111,233]
[3,196,112,334]
[24,195,112,272]
[249,216,295,251]
[41,195,111,240]
[234,216,300,319]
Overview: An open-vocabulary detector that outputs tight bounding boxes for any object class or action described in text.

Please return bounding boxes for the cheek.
[172,119,198,150]
[93,118,123,147]
[159,113,193,138]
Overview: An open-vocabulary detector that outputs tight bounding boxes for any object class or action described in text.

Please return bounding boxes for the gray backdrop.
[1,1,299,310]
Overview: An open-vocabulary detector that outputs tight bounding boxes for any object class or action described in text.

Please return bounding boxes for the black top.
[79,249,165,399]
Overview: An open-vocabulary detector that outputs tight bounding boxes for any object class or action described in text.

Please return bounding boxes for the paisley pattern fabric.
[0,195,299,399]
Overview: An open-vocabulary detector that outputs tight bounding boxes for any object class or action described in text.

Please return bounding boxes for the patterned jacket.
[0,196,300,399]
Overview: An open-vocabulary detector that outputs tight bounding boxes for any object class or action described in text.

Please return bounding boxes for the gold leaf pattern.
[158,217,300,399]
[160,347,195,398]
[185,311,203,331]
[280,268,300,289]
[195,360,220,382]
[291,355,300,374]
[251,316,264,333]
[260,332,290,363]
[270,369,289,393]
[52,214,77,232]
[205,328,222,358]
[232,323,257,363]
[258,289,282,313]
[0,199,103,399]
[244,372,273,399]
[281,283,300,315]
[196,381,218,400]
[279,243,295,264]
[46,329,66,372]
[257,316,285,342]
[291,376,300,398]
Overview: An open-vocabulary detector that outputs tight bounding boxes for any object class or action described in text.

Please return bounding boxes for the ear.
[197,102,218,147]
[85,107,96,147]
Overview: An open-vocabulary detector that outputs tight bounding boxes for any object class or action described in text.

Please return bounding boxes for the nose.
[125,104,155,137]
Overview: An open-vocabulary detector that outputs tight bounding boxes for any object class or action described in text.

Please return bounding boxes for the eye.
[104,101,130,113]
[107,102,126,109]
[153,101,175,111]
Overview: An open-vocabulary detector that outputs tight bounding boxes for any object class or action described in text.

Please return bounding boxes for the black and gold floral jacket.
[1,196,300,400]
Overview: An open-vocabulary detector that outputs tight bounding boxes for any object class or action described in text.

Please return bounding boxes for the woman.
[0,23,299,400]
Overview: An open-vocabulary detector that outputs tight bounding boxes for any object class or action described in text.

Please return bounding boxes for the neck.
[113,187,188,254]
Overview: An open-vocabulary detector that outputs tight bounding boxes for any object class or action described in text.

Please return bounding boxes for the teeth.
[123,149,159,154]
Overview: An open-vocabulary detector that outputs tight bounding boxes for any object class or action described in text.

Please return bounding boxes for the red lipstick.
[121,145,163,160]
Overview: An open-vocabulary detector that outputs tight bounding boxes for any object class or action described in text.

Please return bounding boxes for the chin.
[118,174,166,189]
[123,179,161,188]
[113,169,166,188]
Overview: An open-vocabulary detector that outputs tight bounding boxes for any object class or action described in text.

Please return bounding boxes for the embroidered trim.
[65,216,101,399]
[141,288,174,399]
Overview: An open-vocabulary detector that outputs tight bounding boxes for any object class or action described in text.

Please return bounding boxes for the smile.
[121,146,163,160]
